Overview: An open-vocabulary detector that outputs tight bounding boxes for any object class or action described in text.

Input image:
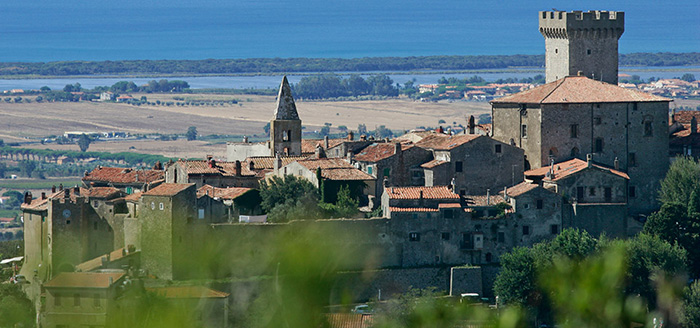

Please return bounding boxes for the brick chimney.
[348,131,354,141]
[52,185,56,193]
[41,192,46,200]
[468,115,475,134]
[235,160,242,176]
[394,143,402,155]
[23,192,32,204]
[614,157,619,170]
[323,136,329,149]
[691,117,697,135]
[74,186,80,197]
[249,161,255,171]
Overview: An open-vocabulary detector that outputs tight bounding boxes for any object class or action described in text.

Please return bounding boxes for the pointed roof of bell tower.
[273,76,300,120]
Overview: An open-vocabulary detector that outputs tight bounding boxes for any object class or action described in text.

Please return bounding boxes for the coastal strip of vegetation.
[0,52,698,77]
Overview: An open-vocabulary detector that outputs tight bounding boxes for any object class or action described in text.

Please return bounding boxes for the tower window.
[629,186,636,198]
[595,138,604,153]
[522,225,530,235]
[409,232,420,242]
[555,48,558,54]
[521,125,527,138]
[495,144,502,153]
[570,124,578,138]
[551,224,559,234]
[536,199,543,209]
[629,153,636,167]
[644,121,653,137]
[455,161,463,173]
[587,49,591,55]
[283,130,291,141]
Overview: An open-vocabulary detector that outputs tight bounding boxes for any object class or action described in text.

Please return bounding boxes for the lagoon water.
[1,0,698,63]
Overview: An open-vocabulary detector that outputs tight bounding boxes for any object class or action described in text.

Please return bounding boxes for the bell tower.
[269,76,302,156]
[539,10,624,84]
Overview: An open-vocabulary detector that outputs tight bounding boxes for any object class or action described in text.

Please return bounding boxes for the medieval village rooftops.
[83,166,164,184]
[21,186,124,211]
[353,143,413,162]
[672,110,700,125]
[491,76,671,104]
[174,159,256,177]
[297,158,354,170]
[84,187,124,199]
[146,286,230,299]
[385,186,460,200]
[525,158,630,181]
[197,185,253,200]
[504,182,540,197]
[43,272,125,289]
[415,134,480,151]
[464,194,506,207]
[301,138,346,154]
[245,156,308,169]
[143,183,194,197]
[318,168,375,181]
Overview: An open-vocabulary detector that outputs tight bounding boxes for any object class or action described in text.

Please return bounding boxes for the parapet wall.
[539,11,624,39]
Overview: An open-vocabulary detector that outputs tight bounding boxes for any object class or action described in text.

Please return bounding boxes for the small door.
[604,187,612,202]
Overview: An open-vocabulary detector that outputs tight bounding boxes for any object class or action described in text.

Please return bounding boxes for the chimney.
[450,178,456,193]
[468,115,475,134]
[52,185,56,193]
[577,71,584,76]
[243,136,249,143]
[65,188,70,199]
[348,131,354,141]
[41,192,46,200]
[235,160,242,176]
[274,152,281,174]
[394,143,402,155]
[586,153,593,168]
[207,154,213,161]
[692,117,698,135]
[23,192,32,204]
[503,186,508,201]
[249,161,255,171]
[59,184,64,191]
[486,189,491,206]
[314,145,326,159]
[383,177,389,188]
[437,126,444,134]
[74,186,80,197]
[209,159,216,168]
[614,157,619,170]
[323,136,329,149]
[360,134,367,141]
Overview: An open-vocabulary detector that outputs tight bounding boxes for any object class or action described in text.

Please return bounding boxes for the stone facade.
[539,10,624,84]
[270,76,302,156]
[353,143,433,198]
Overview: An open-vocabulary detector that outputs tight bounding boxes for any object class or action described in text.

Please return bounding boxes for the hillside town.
[3,9,700,328]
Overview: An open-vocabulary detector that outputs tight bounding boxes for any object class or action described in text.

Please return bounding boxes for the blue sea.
[0,0,698,63]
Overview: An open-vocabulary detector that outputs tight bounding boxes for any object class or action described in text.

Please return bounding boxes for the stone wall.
[449,266,483,297]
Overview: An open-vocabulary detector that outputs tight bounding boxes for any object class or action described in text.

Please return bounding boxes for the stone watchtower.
[270,76,302,156]
[539,10,624,84]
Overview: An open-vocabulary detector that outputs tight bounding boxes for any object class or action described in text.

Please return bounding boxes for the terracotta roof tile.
[325,313,374,328]
[673,111,700,125]
[176,160,256,177]
[83,167,164,184]
[464,194,506,207]
[84,187,123,199]
[491,76,670,104]
[75,247,135,272]
[504,182,540,197]
[143,183,194,197]
[146,286,229,299]
[124,192,142,202]
[354,143,413,162]
[320,168,375,181]
[246,156,308,170]
[389,207,440,212]
[525,158,629,181]
[415,134,480,151]
[438,203,462,208]
[197,185,253,200]
[420,159,447,169]
[301,138,346,154]
[297,158,354,170]
[385,186,460,200]
[44,272,125,289]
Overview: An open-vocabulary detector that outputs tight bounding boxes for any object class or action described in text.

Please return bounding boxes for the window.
[644,121,653,136]
[570,147,580,157]
[589,187,596,196]
[523,203,530,209]
[536,199,543,209]
[632,103,638,111]
[587,49,591,55]
[409,232,420,242]
[74,293,81,307]
[151,202,155,210]
[594,117,602,125]
[159,202,164,210]
[443,209,454,219]
[495,144,502,153]
[522,225,530,235]
[367,166,373,175]
[570,124,578,138]
[485,253,493,262]
[198,208,205,219]
[383,168,390,177]
[629,186,636,198]
[551,224,559,235]
[595,138,603,153]
[521,124,527,138]
[604,187,612,202]
[66,220,70,225]
[497,232,505,243]
[577,187,584,201]
[455,161,463,173]
[441,232,450,241]
[629,153,636,167]
[282,130,290,141]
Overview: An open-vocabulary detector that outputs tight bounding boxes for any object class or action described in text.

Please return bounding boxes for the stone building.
[82,166,164,194]
[491,76,670,215]
[353,142,433,198]
[165,158,260,188]
[270,76,302,156]
[502,182,563,247]
[670,111,700,159]
[539,10,624,84]
[416,134,524,196]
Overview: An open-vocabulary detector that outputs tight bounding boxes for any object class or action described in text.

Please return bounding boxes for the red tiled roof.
[146,286,229,299]
[438,203,462,209]
[415,134,480,151]
[84,187,123,199]
[197,185,253,200]
[246,156,308,170]
[143,183,194,197]
[124,192,142,202]
[389,207,439,212]
[83,167,164,184]
[491,76,670,104]
[75,247,134,272]
[385,186,460,200]
[320,168,375,181]
[297,158,354,170]
[44,272,125,289]
[176,160,256,177]
[504,182,540,197]
[673,111,700,125]
[464,194,506,207]
[301,138,346,154]
[354,143,413,162]
[420,159,447,169]
[325,313,374,328]
[0,218,14,222]
[525,158,629,181]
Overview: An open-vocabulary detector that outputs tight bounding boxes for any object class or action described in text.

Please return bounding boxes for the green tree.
[18,160,36,178]
[681,73,696,83]
[259,175,321,222]
[186,126,197,141]
[0,284,35,327]
[682,281,700,327]
[77,133,91,152]
[659,156,700,206]
[319,185,359,218]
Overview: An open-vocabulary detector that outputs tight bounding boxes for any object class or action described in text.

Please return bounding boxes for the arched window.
[570,147,579,158]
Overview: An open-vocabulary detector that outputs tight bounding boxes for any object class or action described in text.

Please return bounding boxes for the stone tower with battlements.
[539,10,624,84]
[270,76,302,156]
